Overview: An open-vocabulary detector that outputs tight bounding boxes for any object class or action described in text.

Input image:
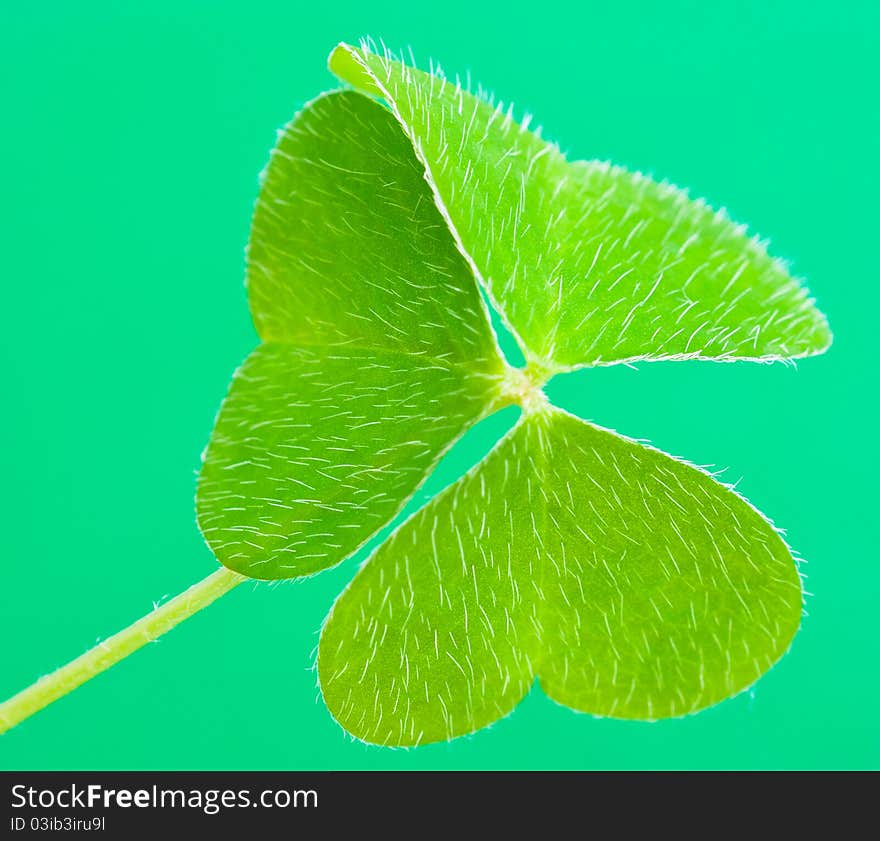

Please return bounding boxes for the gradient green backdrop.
[1,1,877,770]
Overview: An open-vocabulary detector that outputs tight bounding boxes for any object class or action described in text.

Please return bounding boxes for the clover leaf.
[0,41,830,745]
[329,41,831,371]
[320,407,801,744]
[196,90,506,580]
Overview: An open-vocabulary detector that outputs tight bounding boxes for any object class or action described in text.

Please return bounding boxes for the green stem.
[0,566,243,736]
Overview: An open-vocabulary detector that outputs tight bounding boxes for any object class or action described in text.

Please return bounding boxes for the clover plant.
[0,40,831,746]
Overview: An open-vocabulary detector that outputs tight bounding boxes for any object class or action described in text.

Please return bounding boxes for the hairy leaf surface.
[319,407,801,744]
[197,91,504,579]
[330,43,831,369]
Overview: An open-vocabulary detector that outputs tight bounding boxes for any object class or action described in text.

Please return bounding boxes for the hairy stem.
[0,566,243,735]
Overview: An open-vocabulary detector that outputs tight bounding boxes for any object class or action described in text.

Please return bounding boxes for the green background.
[1,0,877,769]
